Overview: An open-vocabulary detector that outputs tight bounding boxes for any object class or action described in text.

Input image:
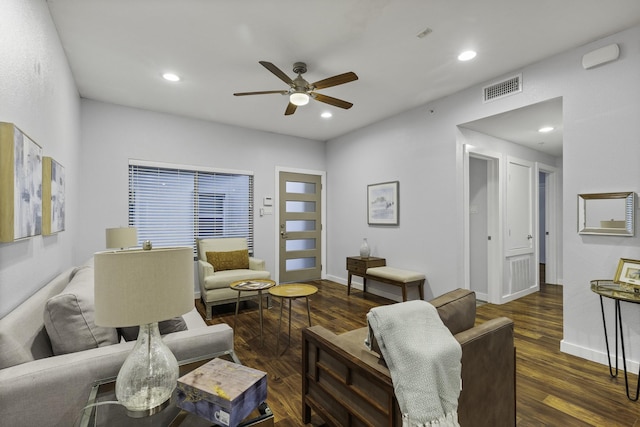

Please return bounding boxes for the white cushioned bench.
[365,266,425,301]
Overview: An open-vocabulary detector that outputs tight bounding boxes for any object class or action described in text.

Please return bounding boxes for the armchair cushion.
[366,288,476,359]
[429,288,476,335]
[206,249,249,272]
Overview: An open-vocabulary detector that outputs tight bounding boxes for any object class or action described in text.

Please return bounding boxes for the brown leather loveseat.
[302,289,515,426]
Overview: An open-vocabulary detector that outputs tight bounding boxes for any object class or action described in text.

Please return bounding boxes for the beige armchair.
[197,237,271,320]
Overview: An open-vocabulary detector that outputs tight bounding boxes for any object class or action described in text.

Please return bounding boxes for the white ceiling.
[46,0,640,155]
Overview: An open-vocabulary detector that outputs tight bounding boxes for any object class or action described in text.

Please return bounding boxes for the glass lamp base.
[115,322,179,418]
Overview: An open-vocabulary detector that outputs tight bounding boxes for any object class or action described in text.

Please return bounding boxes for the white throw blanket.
[366,300,462,427]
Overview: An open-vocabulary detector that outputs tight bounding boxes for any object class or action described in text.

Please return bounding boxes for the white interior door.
[504,156,538,300]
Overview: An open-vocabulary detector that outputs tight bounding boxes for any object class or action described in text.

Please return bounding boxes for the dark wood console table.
[346,256,386,295]
[591,279,640,401]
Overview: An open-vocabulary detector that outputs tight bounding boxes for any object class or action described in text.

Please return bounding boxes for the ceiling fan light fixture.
[290,92,309,106]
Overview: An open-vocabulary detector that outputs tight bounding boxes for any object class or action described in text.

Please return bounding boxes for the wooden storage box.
[176,358,267,427]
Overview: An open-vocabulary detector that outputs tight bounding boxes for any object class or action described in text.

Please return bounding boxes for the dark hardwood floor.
[196,281,640,426]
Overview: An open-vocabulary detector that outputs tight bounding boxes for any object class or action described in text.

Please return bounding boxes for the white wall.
[0,0,80,318]
[78,100,326,290]
[326,25,640,367]
[561,27,640,368]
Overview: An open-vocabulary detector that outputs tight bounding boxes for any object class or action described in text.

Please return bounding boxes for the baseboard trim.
[561,339,639,373]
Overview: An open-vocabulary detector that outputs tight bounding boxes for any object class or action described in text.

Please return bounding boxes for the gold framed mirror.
[578,192,635,236]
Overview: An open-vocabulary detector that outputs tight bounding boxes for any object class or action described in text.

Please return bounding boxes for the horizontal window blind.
[128,162,254,255]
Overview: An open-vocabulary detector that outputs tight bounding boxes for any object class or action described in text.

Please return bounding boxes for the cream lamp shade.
[94,247,194,327]
[105,227,138,250]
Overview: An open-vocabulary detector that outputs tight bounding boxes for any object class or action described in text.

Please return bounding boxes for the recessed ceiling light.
[321,111,332,119]
[458,50,477,61]
[162,72,180,82]
[538,126,554,133]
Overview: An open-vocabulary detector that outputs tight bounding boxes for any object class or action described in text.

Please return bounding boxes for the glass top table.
[229,279,276,347]
[77,351,273,427]
[590,279,640,401]
[591,279,640,303]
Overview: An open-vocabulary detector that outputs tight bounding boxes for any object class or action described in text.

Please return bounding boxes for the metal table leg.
[287,298,292,349]
[258,290,264,347]
[234,291,242,328]
[599,296,640,401]
[276,297,284,355]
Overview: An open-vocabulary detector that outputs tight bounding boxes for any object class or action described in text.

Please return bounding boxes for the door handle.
[527,234,533,240]
[280,231,287,239]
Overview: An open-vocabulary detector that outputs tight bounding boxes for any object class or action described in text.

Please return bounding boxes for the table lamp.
[105,227,138,250]
[94,246,194,417]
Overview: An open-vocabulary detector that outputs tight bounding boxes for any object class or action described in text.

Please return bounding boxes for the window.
[128,161,254,255]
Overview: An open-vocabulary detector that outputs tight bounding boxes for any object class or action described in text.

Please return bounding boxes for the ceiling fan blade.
[311,72,358,90]
[312,93,353,109]
[259,61,294,86]
[284,103,297,116]
[233,90,288,96]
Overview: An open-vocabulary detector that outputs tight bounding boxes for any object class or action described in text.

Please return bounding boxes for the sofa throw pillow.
[206,249,249,272]
[43,266,119,355]
[118,316,188,342]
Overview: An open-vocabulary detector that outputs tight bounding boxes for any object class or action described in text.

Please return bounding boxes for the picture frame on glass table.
[614,258,640,293]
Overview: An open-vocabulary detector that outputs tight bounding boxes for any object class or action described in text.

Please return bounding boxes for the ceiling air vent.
[483,74,522,103]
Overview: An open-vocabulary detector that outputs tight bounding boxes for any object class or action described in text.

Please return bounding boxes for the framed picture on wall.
[43,157,65,235]
[0,122,43,242]
[367,181,399,225]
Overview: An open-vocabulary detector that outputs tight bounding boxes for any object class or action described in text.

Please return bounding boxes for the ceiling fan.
[233,61,358,116]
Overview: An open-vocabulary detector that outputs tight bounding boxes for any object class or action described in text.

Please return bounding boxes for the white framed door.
[463,145,503,304]
[536,163,559,285]
[504,156,538,301]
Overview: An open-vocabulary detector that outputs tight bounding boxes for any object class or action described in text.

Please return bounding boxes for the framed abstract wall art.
[367,181,399,225]
[0,122,43,242]
[43,157,65,235]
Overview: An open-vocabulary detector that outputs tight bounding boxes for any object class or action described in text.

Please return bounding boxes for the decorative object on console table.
[614,258,640,292]
[0,122,43,242]
[346,256,386,295]
[42,156,65,235]
[359,237,370,258]
[367,181,399,225]
[176,357,267,427]
[94,246,194,417]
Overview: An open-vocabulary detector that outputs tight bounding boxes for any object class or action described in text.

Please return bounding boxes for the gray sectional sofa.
[0,261,235,427]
